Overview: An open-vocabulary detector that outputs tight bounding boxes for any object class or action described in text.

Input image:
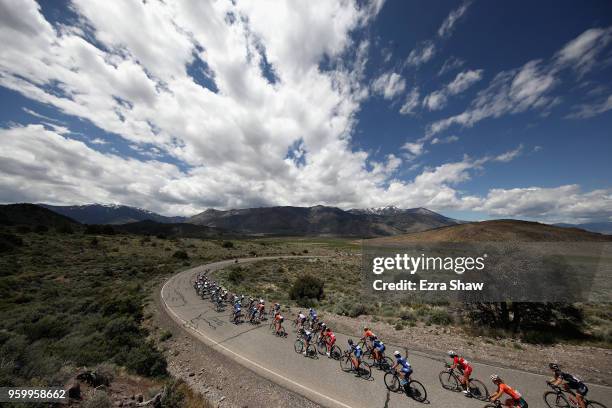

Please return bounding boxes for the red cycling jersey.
[453,356,472,371]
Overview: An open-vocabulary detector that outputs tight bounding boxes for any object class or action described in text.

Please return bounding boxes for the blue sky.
[0,0,611,222]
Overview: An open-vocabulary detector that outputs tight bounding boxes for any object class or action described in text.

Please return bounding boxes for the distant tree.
[172,250,189,260]
[228,267,244,284]
[289,275,324,306]
[222,241,234,249]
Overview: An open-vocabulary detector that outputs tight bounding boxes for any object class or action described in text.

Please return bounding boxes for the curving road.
[161,257,612,408]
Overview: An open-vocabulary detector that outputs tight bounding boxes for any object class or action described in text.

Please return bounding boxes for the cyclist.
[296,311,307,330]
[323,327,336,357]
[371,337,386,365]
[347,339,363,370]
[489,374,528,407]
[274,311,285,336]
[361,326,377,351]
[391,351,412,387]
[302,329,313,356]
[548,363,587,408]
[257,300,265,320]
[309,308,318,327]
[233,301,242,324]
[448,350,473,396]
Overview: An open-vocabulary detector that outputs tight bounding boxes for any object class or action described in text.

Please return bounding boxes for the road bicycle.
[356,339,375,360]
[384,369,427,402]
[339,351,372,379]
[229,311,243,324]
[368,351,393,371]
[543,382,607,408]
[439,363,489,401]
[315,337,342,359]
[294,337,318,359]
[271,324,287,338]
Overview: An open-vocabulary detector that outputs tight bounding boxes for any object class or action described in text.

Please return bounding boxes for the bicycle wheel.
[340,355,352,372]
[294,339,304,354]
[317,340,327,355]
[544,392,570,408]
[468,379,489,401]
[439,370,460,391]
[330,345,342,360]
[408,380,427,402]
[358,362,372,380]
[377,356,393,371]
[306,344,318,359]
[587,401,608,408]
[384,372,400,392]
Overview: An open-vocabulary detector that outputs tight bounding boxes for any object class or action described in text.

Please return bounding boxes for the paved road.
[161,257,612,408]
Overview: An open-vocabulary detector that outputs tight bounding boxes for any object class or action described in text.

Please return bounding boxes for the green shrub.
[289,275,324,306]
[172,250,189,260]
[427,308,453,325]
[160,330,173,342]
[120,342,167,377]
[222,241,234,249]
[228,267,244,284]
[83,391,112,408]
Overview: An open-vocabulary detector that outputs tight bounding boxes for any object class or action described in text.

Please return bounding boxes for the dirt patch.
[149,281,322,408]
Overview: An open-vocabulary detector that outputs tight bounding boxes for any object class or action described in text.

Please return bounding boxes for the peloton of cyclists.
[447,350,473,396]
[548,363,588,408]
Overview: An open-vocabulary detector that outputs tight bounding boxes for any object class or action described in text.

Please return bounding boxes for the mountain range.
[553,222,612,235]
[40,204,186,225]
[3,203,609,237]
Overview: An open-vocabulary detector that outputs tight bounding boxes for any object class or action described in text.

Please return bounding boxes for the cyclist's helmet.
[447,350,456,357]
[348,339,354,346]
[393,351,401,357]
[490,374,501,383]
[364,326,369,330]
[275,303,279,307]
[320,323,326,328]
[549,363,560,370]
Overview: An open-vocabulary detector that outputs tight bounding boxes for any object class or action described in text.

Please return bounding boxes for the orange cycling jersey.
[498,383,522,400]
[453,356,471,370]
[363,329,375,338]
[274,314,283,322]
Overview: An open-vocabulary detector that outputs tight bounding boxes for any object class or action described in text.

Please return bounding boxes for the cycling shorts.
[354,349,363,358]
[463,366,472,377]
[507,397,528,408]
[572,384,588,396]
[327,336,336,346]
[401,366,412,376]
[375,344,385,352]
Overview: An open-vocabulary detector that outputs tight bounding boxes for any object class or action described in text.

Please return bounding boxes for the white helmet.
[490,374,501,382]
[447,350,456,357]
[393,351,401,357]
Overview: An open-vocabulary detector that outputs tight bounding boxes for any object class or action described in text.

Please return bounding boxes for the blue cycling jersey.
[396,357,411,369]
[352,345,363,358]
[374,341,385,351]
